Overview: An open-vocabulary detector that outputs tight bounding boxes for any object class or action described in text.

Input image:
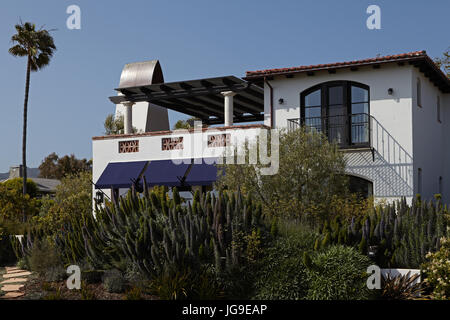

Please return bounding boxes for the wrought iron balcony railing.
[287,113,371,149]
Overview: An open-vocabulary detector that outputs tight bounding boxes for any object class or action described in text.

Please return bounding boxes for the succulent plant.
[380,272,424,300]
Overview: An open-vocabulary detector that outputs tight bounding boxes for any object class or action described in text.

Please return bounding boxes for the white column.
[221,91,237,127]
[122,101,134,134]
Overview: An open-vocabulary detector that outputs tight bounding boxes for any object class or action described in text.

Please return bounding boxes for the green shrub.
[102,269,126,293]
[124,262,148,290]
[28,238,64,278]
[149,269,191,300]
[192,268,225,300]
[306,245,372,300]
[149,266,224,300]
[423,236,450,299]
[17,257,30,270]
[253,225,319,300]
[43,265,66,282]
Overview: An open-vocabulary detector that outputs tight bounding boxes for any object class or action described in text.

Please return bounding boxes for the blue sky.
[0,0,448,172]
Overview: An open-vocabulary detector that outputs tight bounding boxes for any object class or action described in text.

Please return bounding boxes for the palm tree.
[9,22,56,220]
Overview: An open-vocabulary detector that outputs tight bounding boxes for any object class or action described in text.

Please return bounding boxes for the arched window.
[300,81,370,147]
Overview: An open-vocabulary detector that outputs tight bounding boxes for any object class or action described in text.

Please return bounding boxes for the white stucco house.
[92,51,450,206]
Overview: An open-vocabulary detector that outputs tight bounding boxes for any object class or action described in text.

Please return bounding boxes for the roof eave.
[244,55,450,93]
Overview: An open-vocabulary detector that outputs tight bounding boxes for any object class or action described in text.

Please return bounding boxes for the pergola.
[108,75,264,125]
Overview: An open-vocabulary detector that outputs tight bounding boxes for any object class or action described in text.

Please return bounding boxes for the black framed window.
[417,78,422,107]
[300,81,370,147]
[418,168,422,195]
[304,88,322,132]
[437,96,441,123]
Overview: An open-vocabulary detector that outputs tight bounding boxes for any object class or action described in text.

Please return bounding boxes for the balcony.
[287,113,371,150]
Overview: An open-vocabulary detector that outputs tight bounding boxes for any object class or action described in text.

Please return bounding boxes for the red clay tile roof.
[244,50,450,92]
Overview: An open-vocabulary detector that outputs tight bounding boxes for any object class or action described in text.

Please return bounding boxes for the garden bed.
[19,274,159,300]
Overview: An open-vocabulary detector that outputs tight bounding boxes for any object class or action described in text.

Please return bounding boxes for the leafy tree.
[38,152,92,179]
[104,113,139,135]
[434,47,449,77]
[8,22,56,206]
[2,178,39,199]
[0,178,40,227]
[104,113,124,135]
[216,128,348,224]
[37,152,58,178]
[172,117,204,130]
[32,171,92,234]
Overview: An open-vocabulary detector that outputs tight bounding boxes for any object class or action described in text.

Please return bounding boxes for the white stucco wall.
[264,63,416,201]
[115,101,169,133]
[92,126,268,202]
[411,68,449,202]
[444,93,450,201]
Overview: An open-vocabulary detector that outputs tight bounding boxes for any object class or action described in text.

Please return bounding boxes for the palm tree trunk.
[22,55,31,222]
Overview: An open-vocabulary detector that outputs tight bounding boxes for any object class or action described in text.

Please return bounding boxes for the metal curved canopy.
[118,60,164,88]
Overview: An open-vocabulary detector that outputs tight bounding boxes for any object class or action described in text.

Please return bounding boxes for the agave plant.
[380,271,424,300]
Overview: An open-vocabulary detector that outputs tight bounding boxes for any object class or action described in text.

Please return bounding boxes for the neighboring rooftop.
[244,50,450,93]
[0,166,60,194]
[30,178,61,194]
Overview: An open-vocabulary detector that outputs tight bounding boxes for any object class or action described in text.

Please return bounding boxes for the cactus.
[79,186,265,279]
[317,197,448,268]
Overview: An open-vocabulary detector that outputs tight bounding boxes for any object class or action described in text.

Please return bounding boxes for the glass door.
[350,85,369,145]
[304,89,322,133]
[327,85,347,146]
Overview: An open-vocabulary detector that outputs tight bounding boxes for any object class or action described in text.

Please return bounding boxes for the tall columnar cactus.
[82,182,264,278]
[317,196,448,268]
[9,226,45,261]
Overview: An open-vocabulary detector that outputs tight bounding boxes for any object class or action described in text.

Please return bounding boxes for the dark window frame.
[437,95,441,123]
[300,81,370,147]
[418,168,423,195]
[417,78,422,107]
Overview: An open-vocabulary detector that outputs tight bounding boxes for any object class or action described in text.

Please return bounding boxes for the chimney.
[9,165,23,179]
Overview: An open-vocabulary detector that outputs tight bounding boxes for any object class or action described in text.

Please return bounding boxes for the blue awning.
[144,160,191,187]
[143,158,219,187]
[96,158,219,189]
[185,158,219,186]
[95,161,148,189]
